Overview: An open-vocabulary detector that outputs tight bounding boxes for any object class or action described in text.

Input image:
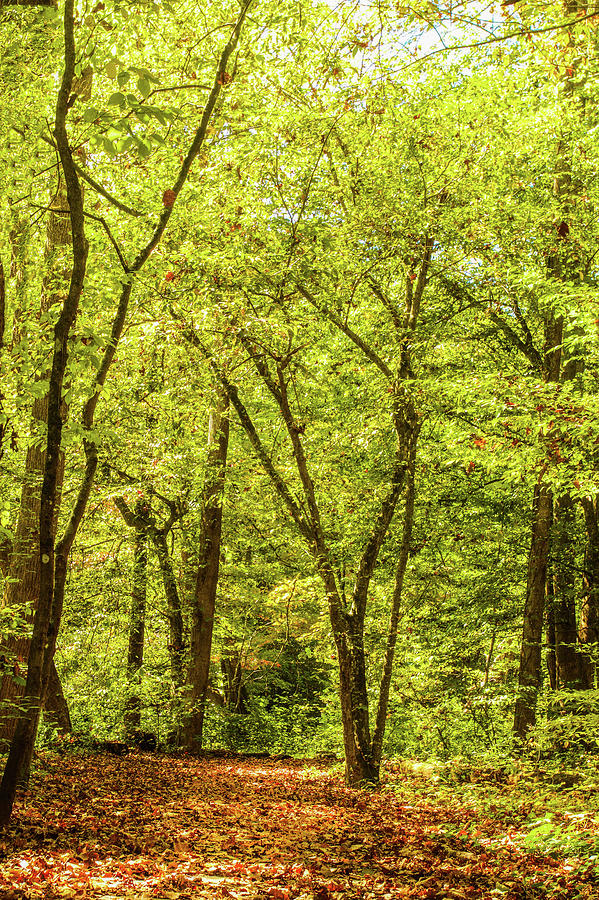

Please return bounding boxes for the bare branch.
[74,162,143,218]
[83,212,129,271]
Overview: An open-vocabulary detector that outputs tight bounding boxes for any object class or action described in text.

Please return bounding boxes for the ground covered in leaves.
[0,753,597,899]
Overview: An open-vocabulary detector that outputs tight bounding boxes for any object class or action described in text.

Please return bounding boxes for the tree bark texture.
[124,507,148,737]
[43,661,72,734]
[513,483,553,740]
[552,494,583,689]
[151,528,185,687]
[0,0,88,827]
[183,390,229,750]
[221,651,249,714]
[0,184,71,747]
[333,618,378,785]
[580,498,599,688]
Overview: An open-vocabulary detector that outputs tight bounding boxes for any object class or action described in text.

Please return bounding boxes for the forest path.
[0,754,595,899]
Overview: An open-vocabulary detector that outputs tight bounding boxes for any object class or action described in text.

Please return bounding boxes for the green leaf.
[133,137,152,158]
[100,136,117,156]
[116,135,135,153]
[108,92,126,107]
[82,106,100,122]
[130,66,160,84]
[137,77,151,98]
[140,105,167,126]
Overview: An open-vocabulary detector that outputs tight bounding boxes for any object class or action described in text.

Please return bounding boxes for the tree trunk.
[513,483,552,740]
[43,661,72,734]
[124,506,148,737]
[183,389,229,750]
[546,590,557,692]
[221,651,249,714]
[371,434,417,767]
[580,498,599,688]
[151,528,185,687]
[0,183,71,747]
[552,494,583,689]
[0,0,88,824]
[334,619,378,786]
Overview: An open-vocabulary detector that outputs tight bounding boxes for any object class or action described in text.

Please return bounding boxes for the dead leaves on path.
[0,754,596,899]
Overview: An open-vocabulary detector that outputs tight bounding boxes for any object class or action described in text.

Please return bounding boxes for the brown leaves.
[0,754,597,900]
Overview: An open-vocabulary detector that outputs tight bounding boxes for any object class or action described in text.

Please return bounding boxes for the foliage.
[2,0,599,801]
[0,755,598,897]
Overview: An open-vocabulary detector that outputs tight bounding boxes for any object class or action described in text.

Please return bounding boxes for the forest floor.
[0,753,597,900]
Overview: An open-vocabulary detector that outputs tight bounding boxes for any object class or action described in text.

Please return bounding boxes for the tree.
[182,387,230,750]
[0,0,254,827]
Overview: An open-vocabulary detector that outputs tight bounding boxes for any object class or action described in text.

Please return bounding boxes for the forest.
[0,0,599,896]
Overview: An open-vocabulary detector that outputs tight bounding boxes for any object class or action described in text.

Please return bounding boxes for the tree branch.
[372,438,417,763]
[12,127,143,218]
[129,0,253,272]
[295,282,393,379]
[74,161,142,218]
[352,454,408,621]
[113,496,139,529]
[83,212,129,271]
[182,327,313,543]
[368,278,402,333]
[489,310,544,373]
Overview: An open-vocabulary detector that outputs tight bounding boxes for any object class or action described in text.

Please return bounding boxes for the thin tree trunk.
[372,435,417,766]
[0,184,71,747]
[553,494,583,689]
[124,507,148,737]
[514,483,553,740]
[43,662,72,734]
[546,586,557,692]
[221,651,249,713]
[152,528,185,687]
[183,389,229,750]
[580,497,599,688]
[0,0,88,825]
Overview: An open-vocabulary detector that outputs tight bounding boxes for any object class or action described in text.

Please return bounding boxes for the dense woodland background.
[1,0,599,813]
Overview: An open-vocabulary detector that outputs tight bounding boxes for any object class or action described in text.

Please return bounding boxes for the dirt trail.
[0,754,595,898]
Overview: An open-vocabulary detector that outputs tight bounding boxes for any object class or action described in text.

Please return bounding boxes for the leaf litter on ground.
[0,753,597,899]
